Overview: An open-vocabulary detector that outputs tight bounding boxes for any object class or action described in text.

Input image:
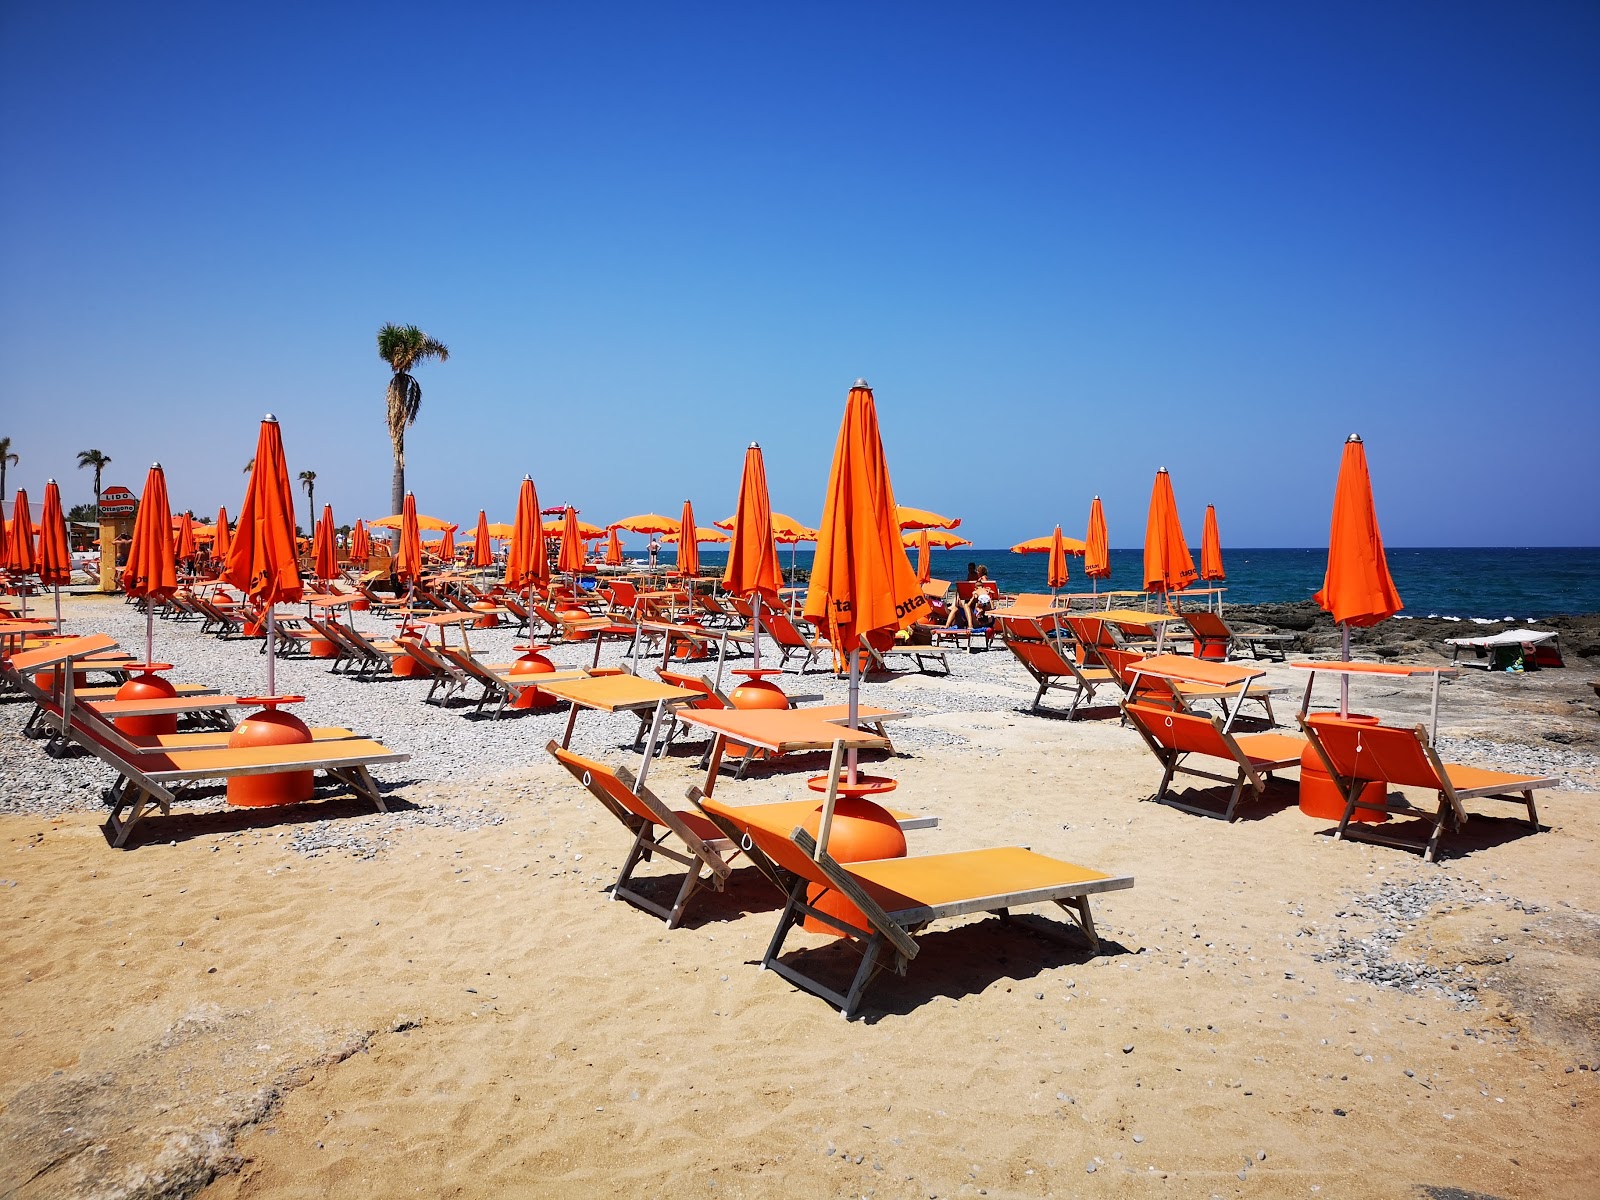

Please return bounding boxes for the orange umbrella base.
[800,798,907,933]
[1299,741,1388,823]
[729,678,789,710]
[390,654,429,679]
[114,671,180,736]
[307,638,339,659]
[226,707,314,807]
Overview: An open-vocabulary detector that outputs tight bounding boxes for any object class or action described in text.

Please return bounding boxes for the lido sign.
[98,485,137,518]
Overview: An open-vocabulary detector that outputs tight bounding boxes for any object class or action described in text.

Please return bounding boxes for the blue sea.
[666,547,1600,619]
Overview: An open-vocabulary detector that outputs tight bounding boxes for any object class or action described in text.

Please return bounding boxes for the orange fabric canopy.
[370,511,456,532]
[313,504,338,581]
[915,529,931,584]
[543,516,605,539]
[662,525,729,544]
[394,492,425,583]
[225,419,304,607]
[804,382,927,648]
[1142,469,1197,595]
[37,481,70,587]
[714,510,816,543]
[505,477,549,594]
[675,500,700,578]
[1314,435,1402,628]
[1085,496,1110,580]
[901,529,971,550]
[1009,533,1087,554]
[604,526,624,566]
[470,510,493,569]
[8,490,37,574]
[896,505,961,531]
[348,518,368,562]
[611,513,679,535]
[213,506,232,562]
[173,511,197,562]
[123,465,177,599]
[1200,504,1225,582]
[722,444,784,606]
[558,506,586,574]
[1047,525,1070,590]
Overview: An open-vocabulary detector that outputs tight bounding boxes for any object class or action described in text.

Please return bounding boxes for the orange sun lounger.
[1298,714,1559,862]
[1000,622,1116,717]
[1123,701,1305,821]
[687,787,1133,1019]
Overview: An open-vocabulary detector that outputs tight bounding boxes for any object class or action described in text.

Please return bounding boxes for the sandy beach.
[3,594,1599,1199]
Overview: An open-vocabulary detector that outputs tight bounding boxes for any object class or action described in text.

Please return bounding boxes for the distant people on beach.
[647,537,660,567]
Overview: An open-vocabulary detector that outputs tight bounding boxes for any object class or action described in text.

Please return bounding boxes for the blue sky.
[2,2,1596,547]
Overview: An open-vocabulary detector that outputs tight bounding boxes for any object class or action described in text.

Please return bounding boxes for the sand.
[3,595,1599,1199]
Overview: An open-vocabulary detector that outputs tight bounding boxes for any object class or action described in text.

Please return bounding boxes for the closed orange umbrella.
[1085,496,1111,587]
[350,518,369,563]
[470,510,493,569]
[1200,504,1225,583]
[505,476,548,596]
[675,500,700,579]
[174,511,198,564]
[38,480,69,627]
[804,380,926,828]
[123,464,180,669]
[8,489,36,575]
[558,505,585,575]
[723,443,785,672]
[313,504,338,581]
[1142,468,1197,599]
[394,492,425,583]
[604,526,624,566]
[1314,434,1403,715]
[1047,525,1070,591]
[437,525,455,561]
[226,416,304,685]
[214,506,232,562]
[915,529,931,584]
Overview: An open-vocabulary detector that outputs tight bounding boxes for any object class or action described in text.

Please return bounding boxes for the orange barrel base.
[1299,747,1388,823]
[1195,639,1227,661]
[114,672,179,736]
[227,708,314,807]
[729,679,790,710]
[349,597,370,611]
[308,638,339,659]
[390,653,428,678]
[37,670,90,693]
[475,613,500,629]
[508,650,556,709]
[560,609,592,639]
[801,798,907,933]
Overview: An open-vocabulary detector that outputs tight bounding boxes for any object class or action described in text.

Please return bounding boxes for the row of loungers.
[5,634,410,847]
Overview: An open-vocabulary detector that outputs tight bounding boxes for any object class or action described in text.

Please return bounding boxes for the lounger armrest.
[789,827,921,962]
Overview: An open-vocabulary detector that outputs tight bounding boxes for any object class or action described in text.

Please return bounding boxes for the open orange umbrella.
[1314,434,1403,714]
[674,500,700,579]
[393,492,425,584]
[313,504,338,581]
[613,512,679,535]
[214,506,232,562]
[38,480,70,626]
[896,506,961,531]
[370,511,455,532]
[543,516,605,539]
[470,510,494,569]
[505,476,548,596]
[1142,468,1197,599]
[1047,525,1070,592]
[558,505,586,575]
[662,526,729,545]
[8,489,36,576]
[1085,496,1111,587]
[1200,504,1225,583]
[124,464,178,664]
[1009,532,1086,554]
[915,529,931,584]
[604,526,624,566]
[722,442,785,672]
[174,511,198,564]
[804,380,926,839]
[903,529,972,550]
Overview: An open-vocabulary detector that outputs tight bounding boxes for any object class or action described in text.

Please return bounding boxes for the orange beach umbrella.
[124,464,178,665]
[8,489,36,575]
[1314,435,1402,629]
[1047,525,1070,591]
[393,492,424,583]
[505,477,549,595]
[915,529,931,584]
[313,504,338,581]
[436,526,455,561]
[1200,504,1225,583]
[1084,496,1111,583]
[38,481,70,588]
[370,511,455,532]
[470,510,494,569]
[896,506,961,531]
[901,529,971,550]
[604,526,624,566]
[1009,532,1086,554]
[226,417,304,611]
[348,518,368,563]
[612,513,679,535]
[1142,468,1197,597]
[558,505,586,574]
[675,500,700,578]
[662,526,730,545]
[173,512,198,563]
[214,506,232,561]
[723,442,784,610]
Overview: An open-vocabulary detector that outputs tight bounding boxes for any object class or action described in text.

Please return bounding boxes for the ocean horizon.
[647,545,1600,620]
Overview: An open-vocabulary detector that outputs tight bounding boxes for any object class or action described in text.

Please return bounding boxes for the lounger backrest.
[548,743,663,828]
[1183,611,1230,640]
[1006,636,1074,677]
[760,610,806,647]
[608,580,638,608]
[694,791,832,890]
[1125,702,1232,759]
[437,645,498,686]
[1305,716,1441,790]
[656,669,725,709]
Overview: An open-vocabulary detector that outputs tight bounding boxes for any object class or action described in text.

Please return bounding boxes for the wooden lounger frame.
[1000,623,1116,717]
[1124,701,1304,821]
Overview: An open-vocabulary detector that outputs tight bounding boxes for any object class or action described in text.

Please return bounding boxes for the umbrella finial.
[47,478,55,484]
[523,474,532,480]
[749,441,759,449]
[263,413,277,422]
[1347,432,1363,443]
[151,461,161,469]
[853,378,870,390]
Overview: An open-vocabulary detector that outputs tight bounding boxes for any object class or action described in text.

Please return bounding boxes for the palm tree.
[378,323,449,515]
[0,437,17,503]
[76,449,111,518]
[298,470,317,532]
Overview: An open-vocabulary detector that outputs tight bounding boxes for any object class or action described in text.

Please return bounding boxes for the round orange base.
[390,654,427,678]
[308,638,338,659]
[1299,745,1388,823]
[114,672,179,736]
[729,679,790,710]
[508,651,556,708]
[227,708,314,807]
[801,798,907,933]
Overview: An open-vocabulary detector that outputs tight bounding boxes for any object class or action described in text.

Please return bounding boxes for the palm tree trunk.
[390,434,405,539]
[306,484,315,535]
[94,468,103,521]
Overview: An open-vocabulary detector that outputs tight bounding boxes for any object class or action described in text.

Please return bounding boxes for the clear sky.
[2,2,1596,547]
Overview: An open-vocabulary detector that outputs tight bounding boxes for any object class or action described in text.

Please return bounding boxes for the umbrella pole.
[146,606,154,666]
[847,648,860,784]
[54,584,62,631]
[267,608,277,696]
[751,595,761,672]
[1339,623,1350,718]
